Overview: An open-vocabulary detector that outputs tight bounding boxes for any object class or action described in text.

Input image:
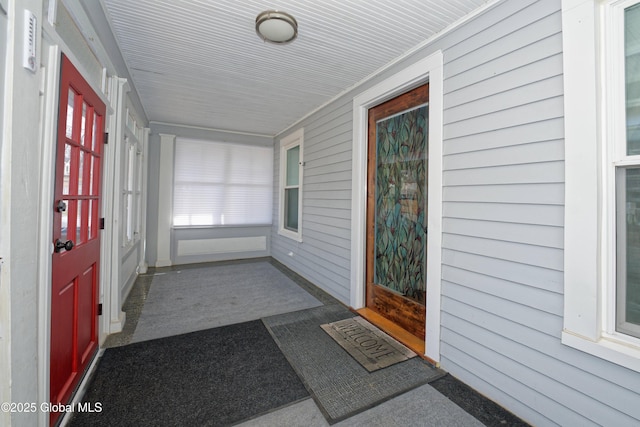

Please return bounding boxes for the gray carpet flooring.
[264,304,446,423]
[132,261,322,342]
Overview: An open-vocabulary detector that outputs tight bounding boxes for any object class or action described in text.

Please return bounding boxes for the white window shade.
[173,138,273,226]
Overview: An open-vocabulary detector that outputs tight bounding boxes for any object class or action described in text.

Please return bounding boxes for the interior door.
[366,84,429,340]
[50,54,105,426]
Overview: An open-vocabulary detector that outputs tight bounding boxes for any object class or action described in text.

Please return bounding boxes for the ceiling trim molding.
[275,0,502,138]
[149,121,275,139]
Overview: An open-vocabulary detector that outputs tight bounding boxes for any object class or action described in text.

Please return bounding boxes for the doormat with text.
[320,317,416,372]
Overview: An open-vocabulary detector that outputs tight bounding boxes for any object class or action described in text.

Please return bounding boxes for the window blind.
[173,138,273,226]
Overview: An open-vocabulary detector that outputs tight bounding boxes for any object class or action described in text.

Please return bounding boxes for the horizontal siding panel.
[302,228,350,250]
[305,198,351,210]
[297,244,351,271]
[443,202,564,227]
[304,189,351,200]
[444,117,564,155]
[442,265,563,314]
[304,170,352,184]
[445,297,640,397]
[442,249,563,293]
[305,160,351,176]
[303,138,351,162]
[305,180,351,192]
[445,30,562,95]
[444,0,559,62]
[441,330,610,427]
[305,206,351,220]
[443,217,563,249]
[442,281,562,336]
[305,213,350,229]
[443,161,564,186]
[303,220,350,240]
[445,12,561,81]
[442,313,640,424]
[305,148,351,166]
[444,139,563,171]
[439,355,556,426]
[444,53,563,109]
[444,75,563,124]
[305,122,352,150]
[443,183,564,205]
[442,234,564,271]
[444,96,563,140]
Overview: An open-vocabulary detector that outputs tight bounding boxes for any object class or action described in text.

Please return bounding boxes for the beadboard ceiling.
[100,0,488,136]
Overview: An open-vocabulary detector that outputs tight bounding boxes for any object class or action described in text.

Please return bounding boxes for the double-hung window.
[613,1,640,338]
[279,129,303,241]
[563,0,640,371]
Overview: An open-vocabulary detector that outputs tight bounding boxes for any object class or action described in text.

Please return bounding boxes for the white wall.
[0,1,44,425]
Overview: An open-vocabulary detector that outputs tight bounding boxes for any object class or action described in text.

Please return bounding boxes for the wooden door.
[50,54,105,426]
[366,84,429,340]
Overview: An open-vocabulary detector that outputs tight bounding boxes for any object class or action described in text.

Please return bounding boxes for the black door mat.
[264,304,445,424]
[69,320,308,427]
[321,317,416,372]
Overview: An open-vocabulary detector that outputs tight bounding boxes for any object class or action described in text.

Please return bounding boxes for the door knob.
[55,239,74,253]
[56,200,67,212]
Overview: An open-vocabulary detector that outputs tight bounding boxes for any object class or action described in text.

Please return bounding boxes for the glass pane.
[65,89,75,139]
[63,144,72,195]
[60,199,69,240]
[76,200,84,245]
[78,150,84,195]
[88,198,93,241]
[625,4,640,155]
[284,188,298,231]
[618,168,640,336]
[373,105,428,305]
[286,145,299,186]
[80,102,87,146]
[92,112,99,151]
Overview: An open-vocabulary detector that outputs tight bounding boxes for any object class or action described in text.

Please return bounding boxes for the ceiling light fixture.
[255,10,298,44]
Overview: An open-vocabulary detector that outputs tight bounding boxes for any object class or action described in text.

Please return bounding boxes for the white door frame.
[350,50,444,362]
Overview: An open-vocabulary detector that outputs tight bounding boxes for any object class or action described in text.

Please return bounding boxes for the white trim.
[350,51,444,362]
[278,128,304,242]
[562,0,640,372]
[150,121,274,139]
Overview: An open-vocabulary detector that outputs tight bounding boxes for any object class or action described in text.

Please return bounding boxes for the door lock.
[54,239,74,253]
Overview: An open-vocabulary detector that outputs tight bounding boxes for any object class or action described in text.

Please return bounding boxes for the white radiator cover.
[177,236,267,256]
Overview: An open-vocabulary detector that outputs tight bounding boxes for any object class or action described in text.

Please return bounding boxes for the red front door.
[50,55,105,425]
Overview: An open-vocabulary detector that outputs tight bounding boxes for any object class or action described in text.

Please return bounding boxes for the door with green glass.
[366,84,429,340]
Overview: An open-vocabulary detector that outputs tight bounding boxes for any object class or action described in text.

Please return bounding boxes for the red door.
[50,54,105,425]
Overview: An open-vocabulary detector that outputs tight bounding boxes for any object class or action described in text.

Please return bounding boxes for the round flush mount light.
[255,10,298,44]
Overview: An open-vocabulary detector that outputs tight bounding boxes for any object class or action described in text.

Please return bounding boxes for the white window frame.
[562,0,640,372]
[278,128,304,242]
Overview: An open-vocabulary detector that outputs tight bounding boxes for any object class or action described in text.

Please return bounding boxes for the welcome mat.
[264,305,444,423]
[70,320,308,426]
[321,317,416,372]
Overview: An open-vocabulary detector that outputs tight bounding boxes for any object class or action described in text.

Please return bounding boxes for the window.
[615,1,640,338]
[173,138,273,226]
[562,0,640,371]
[122,111,144,248]
[279,129,303,241]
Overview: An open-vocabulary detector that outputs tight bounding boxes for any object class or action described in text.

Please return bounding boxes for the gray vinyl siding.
[270,0,640,425]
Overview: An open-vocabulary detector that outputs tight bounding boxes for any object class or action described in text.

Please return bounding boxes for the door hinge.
[99,218,105,230]
[104,132,109,144]
[98,303,103,316]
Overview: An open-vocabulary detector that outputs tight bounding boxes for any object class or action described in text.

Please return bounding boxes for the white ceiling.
[100,0,489,136]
